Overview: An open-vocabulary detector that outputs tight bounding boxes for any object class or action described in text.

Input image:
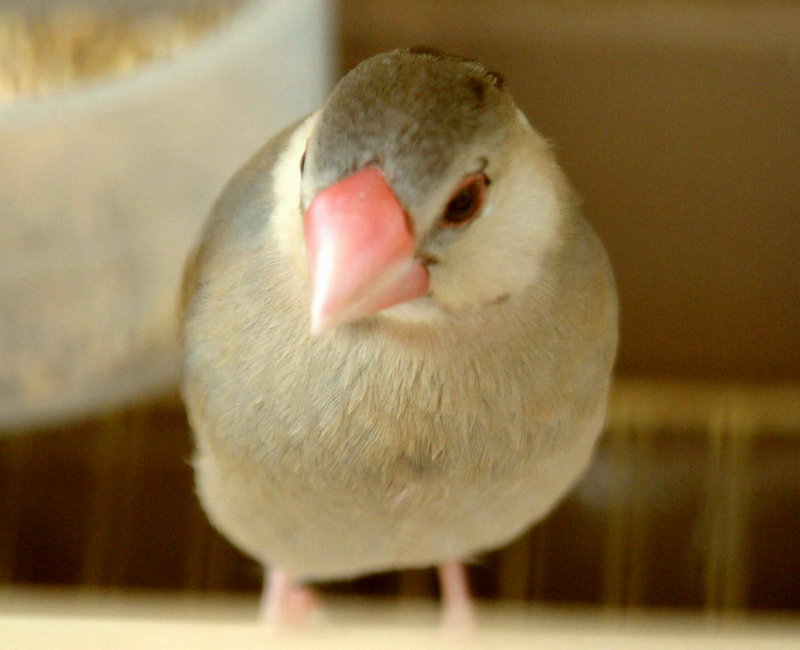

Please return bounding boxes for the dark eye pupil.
[450,189,473,213]
[444,182,479,223]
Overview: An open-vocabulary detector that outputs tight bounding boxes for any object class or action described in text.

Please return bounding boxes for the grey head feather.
[303,48,517,213]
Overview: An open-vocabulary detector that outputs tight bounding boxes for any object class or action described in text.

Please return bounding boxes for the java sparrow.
[181,48,618,629]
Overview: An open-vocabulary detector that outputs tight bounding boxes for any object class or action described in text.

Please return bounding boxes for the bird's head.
[299,48,570,333]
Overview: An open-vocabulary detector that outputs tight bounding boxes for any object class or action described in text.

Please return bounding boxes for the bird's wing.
[178,116,308,333]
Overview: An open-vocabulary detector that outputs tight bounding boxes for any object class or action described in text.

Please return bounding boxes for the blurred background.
[1,0,798,617]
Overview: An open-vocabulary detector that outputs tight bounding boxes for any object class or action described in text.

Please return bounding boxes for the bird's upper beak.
[303,166,429,333]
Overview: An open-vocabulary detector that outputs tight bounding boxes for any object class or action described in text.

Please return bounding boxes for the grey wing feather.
[179,117,307,329]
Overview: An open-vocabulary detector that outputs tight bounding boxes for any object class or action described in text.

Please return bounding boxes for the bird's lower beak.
[304,166,429,333]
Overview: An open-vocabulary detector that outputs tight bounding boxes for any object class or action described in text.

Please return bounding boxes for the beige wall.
[337,0,800,381]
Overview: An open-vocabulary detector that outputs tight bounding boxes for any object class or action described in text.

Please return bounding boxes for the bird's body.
[182,48,617,619]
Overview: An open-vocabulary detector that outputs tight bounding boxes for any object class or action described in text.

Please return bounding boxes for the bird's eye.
[441,173,488,228]
[299,150,307,174]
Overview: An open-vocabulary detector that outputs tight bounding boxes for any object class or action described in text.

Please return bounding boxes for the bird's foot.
[260,567,321,631]
[437,561,477,640]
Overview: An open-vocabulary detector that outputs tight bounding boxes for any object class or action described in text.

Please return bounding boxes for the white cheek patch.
[431,145,565,312]
[270,113,320,271]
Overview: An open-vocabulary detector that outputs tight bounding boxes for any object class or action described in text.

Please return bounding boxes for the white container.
[0,0,331,429]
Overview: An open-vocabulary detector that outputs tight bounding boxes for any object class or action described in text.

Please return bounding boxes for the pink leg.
[437,561,476,635]
[259,567,320,629]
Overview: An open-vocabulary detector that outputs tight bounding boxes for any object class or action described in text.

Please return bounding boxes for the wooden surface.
[2,587,799,649]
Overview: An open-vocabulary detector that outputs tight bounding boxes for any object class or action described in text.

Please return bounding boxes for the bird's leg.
[437,561,476,635]
[259,567,320,629]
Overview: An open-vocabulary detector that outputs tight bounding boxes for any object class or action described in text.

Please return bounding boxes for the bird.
[180,47,618,631]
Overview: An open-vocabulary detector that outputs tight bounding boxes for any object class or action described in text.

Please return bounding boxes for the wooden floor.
[2,587,799,649]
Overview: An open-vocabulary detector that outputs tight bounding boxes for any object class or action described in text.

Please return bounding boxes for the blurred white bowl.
[0,0,331,430]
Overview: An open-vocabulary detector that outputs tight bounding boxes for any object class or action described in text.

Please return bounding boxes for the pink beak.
[304,166,429,333]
